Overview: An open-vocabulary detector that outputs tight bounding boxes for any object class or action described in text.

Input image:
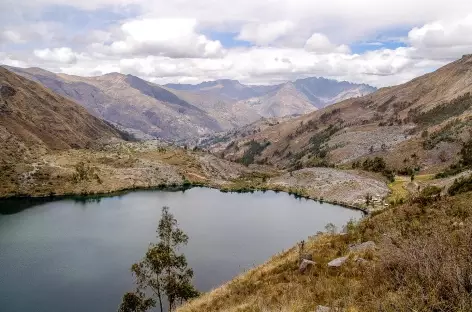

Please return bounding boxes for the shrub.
[238,140,270,166]
[366,227,472,311]
[448,175,472,196]
[413,185,442,206]
[435,138,472,178]
[72,162,101,183]
[411,92,472,127]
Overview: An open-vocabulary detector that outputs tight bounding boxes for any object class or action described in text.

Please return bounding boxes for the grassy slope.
[178,189,472,312]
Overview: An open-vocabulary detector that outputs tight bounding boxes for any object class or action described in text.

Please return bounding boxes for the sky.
[1,0,472,87]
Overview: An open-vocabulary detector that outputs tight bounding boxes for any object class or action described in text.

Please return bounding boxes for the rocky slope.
[215,55,472,174]
[3,65,375,140]
[0,67,124,162]
[0,67,387,209]
[5,66,221,140]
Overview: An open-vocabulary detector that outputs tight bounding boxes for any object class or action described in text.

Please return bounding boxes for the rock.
[0,85,16,97]
[349,241,376,253]
[327,256,348,268]
[315,305,331,312]
[300,253,313,261]
[299,259,316,274]
[355,257,369,265]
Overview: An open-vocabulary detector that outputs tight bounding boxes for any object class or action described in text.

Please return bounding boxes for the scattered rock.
[327,256,348,268]
[349,241,376,253]
[300,253,313,261]
[299,259,316,274]
[0,84,16,97]
[355,257,369,265]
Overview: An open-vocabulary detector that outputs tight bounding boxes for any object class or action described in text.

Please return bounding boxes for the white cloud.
[304,33,351,54]
[408,14,472,59]
[0,31,24,44]
[0,22,64,45]
[5,1,472,87]
[103,18,225,58]
[38,44,441,88]
[236,21,295,45]
[34,47,79,64]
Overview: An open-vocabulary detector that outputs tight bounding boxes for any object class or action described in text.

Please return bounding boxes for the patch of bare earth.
[269,167,389,209]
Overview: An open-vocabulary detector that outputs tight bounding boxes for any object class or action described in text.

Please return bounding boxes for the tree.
[365,193,373,206]
[118,292,155,312]
[119,206,199,312]
[460,139,472,167]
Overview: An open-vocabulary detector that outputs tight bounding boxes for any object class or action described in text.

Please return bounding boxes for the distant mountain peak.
[6,65,377,141]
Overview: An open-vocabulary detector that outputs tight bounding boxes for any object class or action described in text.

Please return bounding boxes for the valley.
[2,54,472,312]
[5,66,375,140]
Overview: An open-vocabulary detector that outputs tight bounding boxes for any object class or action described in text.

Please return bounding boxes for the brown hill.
[6,66,375,140]
[214,55,472,173]
[0,67,124,162]
[4,66,222,140]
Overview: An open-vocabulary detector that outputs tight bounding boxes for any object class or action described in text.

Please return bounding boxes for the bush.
[413,185,442,206]
[72,162,101,183]
[448,175,472,196]
[411,92,472,127]
[238,140,270,166]
[309,124,340,158]
[358,157,395,182]
[435,138,472,178]
[367,227,472,311]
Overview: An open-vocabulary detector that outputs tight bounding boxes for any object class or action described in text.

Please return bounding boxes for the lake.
[0,188,362,312]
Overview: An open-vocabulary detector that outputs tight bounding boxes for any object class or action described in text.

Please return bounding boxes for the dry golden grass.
[178,191,472,312]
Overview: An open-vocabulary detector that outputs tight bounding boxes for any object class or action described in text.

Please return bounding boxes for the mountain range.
[3,65,375,140]
[207,54,472,174]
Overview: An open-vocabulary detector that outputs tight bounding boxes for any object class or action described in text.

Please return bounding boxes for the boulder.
[299,259,316,274]
[327,256,348,268]
[349,241,376,253]
[300,253,313,261]
[315,306,331,312]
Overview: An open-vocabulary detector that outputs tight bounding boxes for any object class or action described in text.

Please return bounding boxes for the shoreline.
[0,182,369,215]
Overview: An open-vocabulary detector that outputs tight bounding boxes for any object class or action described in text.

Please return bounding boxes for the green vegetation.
[238,140,270,166]
[448,174,472,196]
[436,137,472,178]
[309,125,339,156]
[352,157,395,182]
[319,108,341,123]
[411,92,472,127]
[412,185,442,206]
[120,206,199,312]
[284,124,342,170]
[422,119,460,150]
[72,161,102,184]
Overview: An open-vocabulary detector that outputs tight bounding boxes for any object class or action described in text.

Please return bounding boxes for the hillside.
[3,65,375,141]
[0,68,385,212]
[177,182,472,311]
[0,67,124,162]
[215,55,472,174]
[4,66,222,140]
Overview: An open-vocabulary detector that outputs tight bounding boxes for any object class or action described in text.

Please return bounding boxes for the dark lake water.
[0,188,362,312]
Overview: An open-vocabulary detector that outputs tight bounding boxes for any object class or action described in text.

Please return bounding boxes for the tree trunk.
[157,288,163,312]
